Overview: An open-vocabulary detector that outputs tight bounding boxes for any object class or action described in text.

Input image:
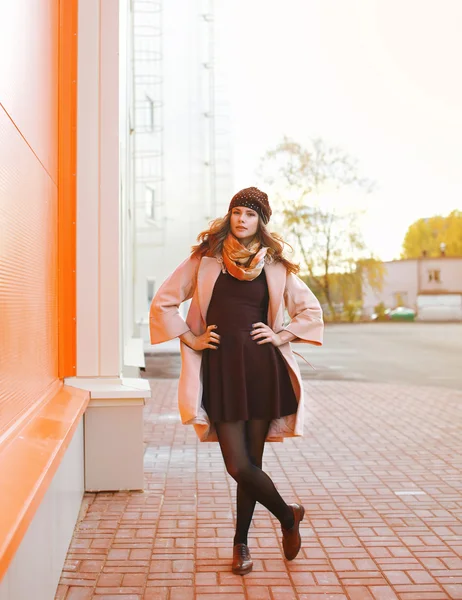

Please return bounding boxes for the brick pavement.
[56,379,462,600]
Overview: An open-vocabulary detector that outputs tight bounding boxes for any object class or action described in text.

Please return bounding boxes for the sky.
[216,0,462,261]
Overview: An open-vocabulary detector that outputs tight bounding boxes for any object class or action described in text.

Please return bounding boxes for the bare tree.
[259,136,380,319]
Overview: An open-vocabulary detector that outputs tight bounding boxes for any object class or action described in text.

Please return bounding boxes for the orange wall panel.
[0,0,60,439]
[58,0,78,378]
[0,0,59,181]
[0,111,59,438]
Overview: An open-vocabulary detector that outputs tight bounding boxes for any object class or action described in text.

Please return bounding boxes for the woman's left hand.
[250,322,283,346]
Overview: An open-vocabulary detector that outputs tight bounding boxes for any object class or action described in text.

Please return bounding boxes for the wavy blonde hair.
[191,212,300,275]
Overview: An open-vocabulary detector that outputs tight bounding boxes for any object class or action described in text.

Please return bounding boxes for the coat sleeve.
[283,273,324,346]
[149,255,201,345]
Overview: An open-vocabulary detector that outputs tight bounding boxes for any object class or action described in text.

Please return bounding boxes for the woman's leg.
[215,420,295,533]
[234,419,271,545]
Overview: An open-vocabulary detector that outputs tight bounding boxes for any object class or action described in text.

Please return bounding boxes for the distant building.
[362,257,462,321]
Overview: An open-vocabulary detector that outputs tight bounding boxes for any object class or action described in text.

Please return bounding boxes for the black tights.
[215,419,294,545]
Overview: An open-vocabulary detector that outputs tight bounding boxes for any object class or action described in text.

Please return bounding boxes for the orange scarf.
[222,234,268,281]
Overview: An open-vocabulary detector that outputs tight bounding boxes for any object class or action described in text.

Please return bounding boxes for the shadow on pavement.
[142,353,351,381]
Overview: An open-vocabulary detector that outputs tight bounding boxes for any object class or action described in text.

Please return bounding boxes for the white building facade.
[362,257,462,321]
[129,0,234,347]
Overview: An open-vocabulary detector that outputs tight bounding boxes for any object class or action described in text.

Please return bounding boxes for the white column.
[71,0,150,491]
[100,0,121,376]
[76,0,101,376]
[76,0,120,377]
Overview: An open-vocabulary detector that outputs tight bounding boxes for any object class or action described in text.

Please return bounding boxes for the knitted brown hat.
[228,187,272,224]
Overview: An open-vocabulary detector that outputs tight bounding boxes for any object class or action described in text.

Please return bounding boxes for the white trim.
[76,0,100,375]
[76,0,122,377]
[100,0,121,376]
[64,376,151,399]
[87,397,145,408]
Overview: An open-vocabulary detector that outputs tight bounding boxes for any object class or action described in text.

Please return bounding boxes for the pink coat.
[149,255,324,442]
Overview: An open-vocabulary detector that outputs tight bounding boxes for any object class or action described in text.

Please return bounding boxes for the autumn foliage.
[401,210,462,258]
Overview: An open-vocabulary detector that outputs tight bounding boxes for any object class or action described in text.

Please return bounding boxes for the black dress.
[201,269,298,423]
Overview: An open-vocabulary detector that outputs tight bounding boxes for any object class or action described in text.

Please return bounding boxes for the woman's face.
[230,206,259,245]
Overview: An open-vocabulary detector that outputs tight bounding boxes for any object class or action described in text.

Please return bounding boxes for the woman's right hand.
[191,324,221,351]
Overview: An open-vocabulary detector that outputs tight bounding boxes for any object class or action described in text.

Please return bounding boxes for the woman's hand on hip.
[192,324,221,351]
[250,322,283,346]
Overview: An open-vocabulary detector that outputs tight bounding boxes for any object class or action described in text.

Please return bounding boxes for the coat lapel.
[264,261,286,328]
[197,257,222,324]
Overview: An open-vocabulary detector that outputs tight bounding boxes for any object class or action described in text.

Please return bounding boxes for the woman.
[149,187,323,575]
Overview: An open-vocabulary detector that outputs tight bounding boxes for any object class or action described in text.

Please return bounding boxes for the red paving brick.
[56,379,462,599]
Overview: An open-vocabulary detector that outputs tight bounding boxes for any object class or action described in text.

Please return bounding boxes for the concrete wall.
[363,260,419,315]
[418,257,462,294]
[0,421,84,600]
[363,257,462,316]
[417,294,462,321]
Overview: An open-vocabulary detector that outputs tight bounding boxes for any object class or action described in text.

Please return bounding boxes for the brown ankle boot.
[281,503,305,561]
[232,543,253,575]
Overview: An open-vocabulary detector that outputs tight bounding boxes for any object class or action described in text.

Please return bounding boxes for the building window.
[428,269,441,283]
[147,278,156,306]
[145,187,156,221]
